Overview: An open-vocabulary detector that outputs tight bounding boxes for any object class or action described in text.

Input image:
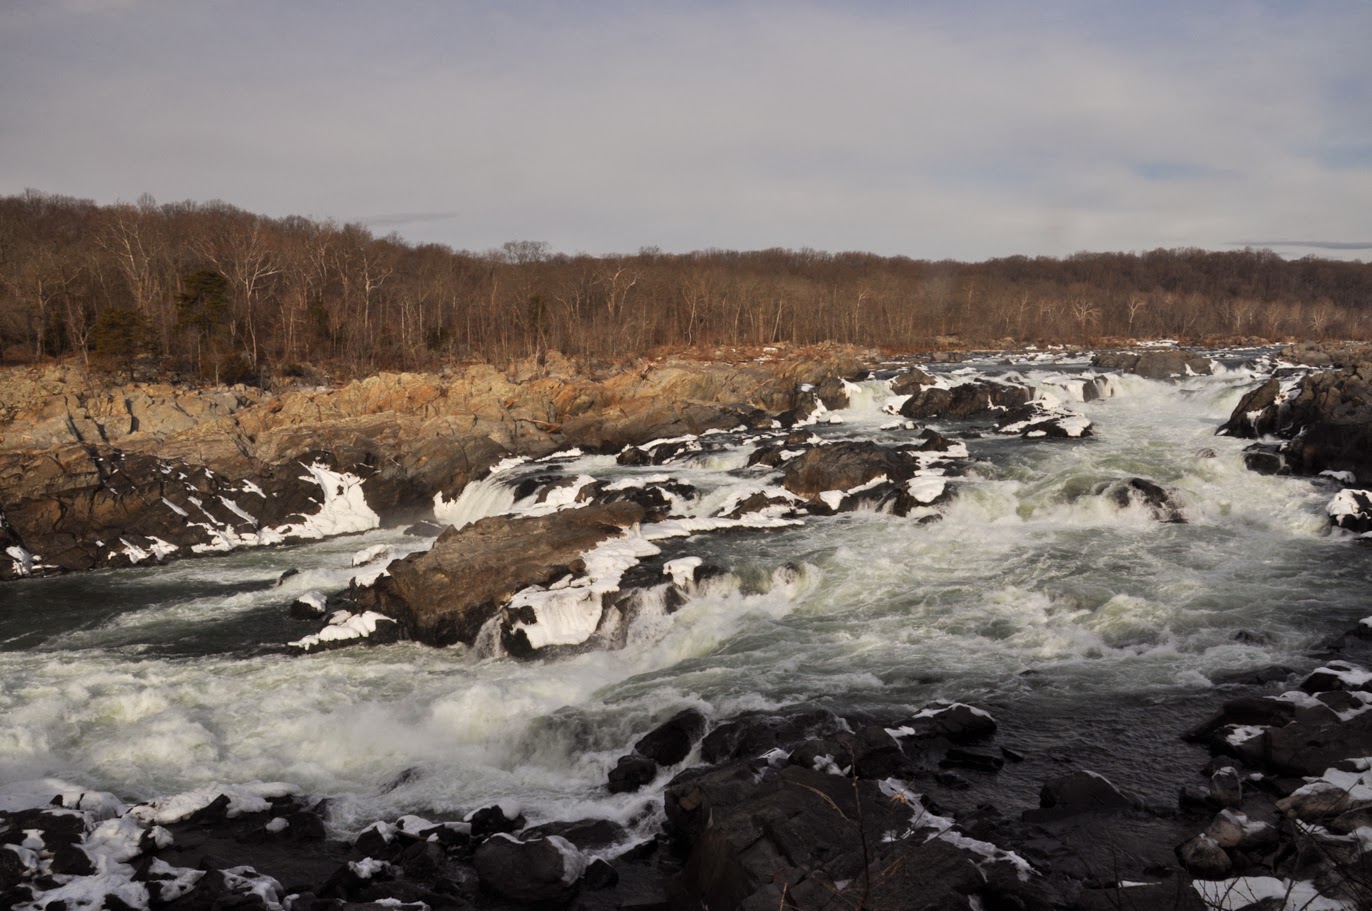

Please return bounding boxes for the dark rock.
[892,702,998,743]
[699,709,849,763]
[275,568,300,586]
[1210,767,1243,809]
[1218,378,1282,437]
[1176,834,1231,878]
[899,380,1032,420]
[815,376,850,410]
[1242,444,1288,475]
[780,441,917,504]
[48,843,94,876]
[525,818,626,851]
[607,755,659,794]
[1038,770,1137,812]
[583,857,619,890]
[1075,882,1208,910]
[467,804,525,840]
[633,708,708,766]
[1265,701,1372,775]
[1093,349,1213,380]
[1095,477,1185,523]
[473,834,584,903]
[402,521,446,537]
[940,748,1004,773]
[288,595,328,619]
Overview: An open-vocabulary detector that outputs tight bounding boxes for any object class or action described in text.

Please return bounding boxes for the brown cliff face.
[0,346,874,579]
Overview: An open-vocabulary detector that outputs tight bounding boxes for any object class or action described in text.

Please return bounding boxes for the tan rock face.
[0,346,874,578]
[355,501,647,647]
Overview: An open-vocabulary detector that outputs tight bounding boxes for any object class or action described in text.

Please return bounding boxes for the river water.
[1,351,1364,841]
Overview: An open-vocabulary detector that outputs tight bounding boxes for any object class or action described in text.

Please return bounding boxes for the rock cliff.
[0,347,870,580]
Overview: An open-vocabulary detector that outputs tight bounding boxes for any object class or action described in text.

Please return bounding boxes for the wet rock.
[1176,833,1231,878]
[1242,443,1288,475]
[890,367,937,395]
[891,702,998,743]
[352,501,646,647]
[402,520,446,537]
[1221,366,1372,482]
[633,709,708,766]
[474,833,585,903]
[1205,809,1275,850]
[1095,477,1186,523]
[1094,349,1214,379]
[1210,767,1243,809]
[898,380,1032,420]
[467,804,525,840]
[607,755,659,794]
[780,441,917,501]
[699,709,850,763]
[525,818,626,851]
[815,376,851,410]
[1038,770,1137,812]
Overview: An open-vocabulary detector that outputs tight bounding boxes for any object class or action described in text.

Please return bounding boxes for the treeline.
[2,189,1371,380]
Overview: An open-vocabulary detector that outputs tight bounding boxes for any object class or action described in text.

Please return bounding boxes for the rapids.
[1,351,1366,841]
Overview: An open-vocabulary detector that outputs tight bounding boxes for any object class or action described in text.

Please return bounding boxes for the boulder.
[473,834,586,903]
[353,501,646,647]
[1093,349,1213,379]
[633,708,708,766]
[898,380,1032,420]
[1038,770,1137,812]
[890,367,937,395]
[1095,477,1186,523]
[1176,834,1231,878]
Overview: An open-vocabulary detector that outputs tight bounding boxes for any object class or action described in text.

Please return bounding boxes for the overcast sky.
[2,0,1369,261]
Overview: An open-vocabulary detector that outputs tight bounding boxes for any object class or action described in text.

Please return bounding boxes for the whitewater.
[1,351,1365,843]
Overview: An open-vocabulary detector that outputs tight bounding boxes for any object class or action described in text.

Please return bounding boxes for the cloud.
[1233,241,1372,251]
[0,1,1368,260]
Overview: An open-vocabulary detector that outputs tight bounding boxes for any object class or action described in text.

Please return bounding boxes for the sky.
[1,0,1369,262]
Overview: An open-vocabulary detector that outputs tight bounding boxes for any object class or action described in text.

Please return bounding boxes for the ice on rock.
[128,781,299,825]
[289,610,396,652]
[351,544,392,567]
[664,556,703,587]
[506,529,661,651]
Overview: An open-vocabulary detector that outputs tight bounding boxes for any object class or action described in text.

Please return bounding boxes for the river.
[1,350,1362,845]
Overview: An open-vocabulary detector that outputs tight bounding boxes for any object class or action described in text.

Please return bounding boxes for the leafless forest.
[3,190,1370,381]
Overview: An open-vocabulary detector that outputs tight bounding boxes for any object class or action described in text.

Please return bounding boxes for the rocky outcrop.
[353,501,647,648]
[1220,360,1372,484]
[1093,348,1214,379]
[779,440,958,515]
[1,348,871,580]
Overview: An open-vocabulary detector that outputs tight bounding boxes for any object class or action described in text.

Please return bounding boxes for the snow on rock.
[663,556,703,587]
[1328,489,1372,534]
[351,543,392,567]
[6,544,38,577]
[128,781,299,825]
[904,476,948,506]
[1192,876,1345,911]
[289,610,399,653]
[274,463,380,539]
[504,528,661,652]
